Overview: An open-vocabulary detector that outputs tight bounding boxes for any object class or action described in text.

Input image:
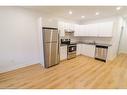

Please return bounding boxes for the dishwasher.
[95,45,108,62]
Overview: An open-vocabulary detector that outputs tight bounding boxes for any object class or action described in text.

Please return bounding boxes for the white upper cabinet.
[63,22,69,31]
[64,22,75,32]
[67,23,74,31]
[74,24,80,36]
[74,25,87,36]
[74,24,99,36]
[80,25,87,36]
[74,21,113,37]
[59,21,114,37]
[87,23,99,36]
[98,21,113,37]
[58,21,65,36]
[82,25,89,36]
[58,21,75,36]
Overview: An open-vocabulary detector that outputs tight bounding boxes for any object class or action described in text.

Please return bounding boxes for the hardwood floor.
[0,54,127,89]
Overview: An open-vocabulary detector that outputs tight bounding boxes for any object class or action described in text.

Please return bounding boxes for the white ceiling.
[23,6,127,23]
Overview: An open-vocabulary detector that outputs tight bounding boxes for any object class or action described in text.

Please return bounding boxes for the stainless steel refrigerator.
[42,27,60,68]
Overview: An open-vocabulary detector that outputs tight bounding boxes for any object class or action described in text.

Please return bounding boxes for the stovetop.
[61,42,77,45]
[61,39,77,45]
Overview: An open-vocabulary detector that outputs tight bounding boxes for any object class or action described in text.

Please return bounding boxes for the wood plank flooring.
[0,54,127,89]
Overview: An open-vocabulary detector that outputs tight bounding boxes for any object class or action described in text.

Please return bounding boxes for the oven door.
[68,45,76,59]
[68,45,76,52]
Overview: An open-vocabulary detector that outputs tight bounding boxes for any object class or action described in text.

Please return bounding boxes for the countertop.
[76,42,112,47]
[95,43,112,47]
[60,42,112,47]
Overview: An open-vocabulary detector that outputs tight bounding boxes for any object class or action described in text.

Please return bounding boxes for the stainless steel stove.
[61,39,77,59]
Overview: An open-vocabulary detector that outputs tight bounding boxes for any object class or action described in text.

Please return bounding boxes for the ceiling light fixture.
[81,16,85,19]
[69,10,72,15]
[116,7,121,10]
[95,12,100,15]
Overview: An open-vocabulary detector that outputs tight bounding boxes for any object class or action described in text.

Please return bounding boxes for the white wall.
[0,7,43,73]
[42,18,58,28]
[119,19,127,53]
[108,17,123,60]
[37,17,44,67]
[42,17,77,28]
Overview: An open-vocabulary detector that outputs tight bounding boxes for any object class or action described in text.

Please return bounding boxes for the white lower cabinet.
[76,44,82,55]
[77,44,95,58]
[83,44,95,57]
[60,44,95,61]
[60,45,67,61]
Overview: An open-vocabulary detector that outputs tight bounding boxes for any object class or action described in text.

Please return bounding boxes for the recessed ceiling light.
[95,12,100,15]
[116,7,121,10]
[81,16,85,19]
[69,10,72,15]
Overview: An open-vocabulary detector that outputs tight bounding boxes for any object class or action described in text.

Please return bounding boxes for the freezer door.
[43,28,58,43]
[52,29,59,42]
[44,42,59,68]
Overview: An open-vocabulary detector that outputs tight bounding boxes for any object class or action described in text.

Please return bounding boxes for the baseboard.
[0,62,40,73]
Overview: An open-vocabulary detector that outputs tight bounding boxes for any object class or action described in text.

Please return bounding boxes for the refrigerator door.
[43,27,59,68]
[44,42,59,68]
[43,28,58,43]
[52,29,59,42]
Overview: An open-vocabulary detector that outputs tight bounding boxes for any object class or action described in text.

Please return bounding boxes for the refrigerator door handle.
[57,30,60,64]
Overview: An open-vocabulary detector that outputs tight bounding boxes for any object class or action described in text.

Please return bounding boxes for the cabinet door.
[68,23,74,31]
[64,22,69,30]
[80,44,85,55]
[87,23,99,36]
[60,46,67,61]
[76,44,82,55]
[62,22,75,32]
[98,21,113,37]
[74,24,80,36]
[79,25,85,36]
[82,25,89,36]
[81,44,95,57]
[74,24,99,37]
[74,25,86,36]
[58,22,65,36]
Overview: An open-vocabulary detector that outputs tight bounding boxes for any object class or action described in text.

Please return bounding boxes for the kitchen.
[59,21,113,62]
[42,16,122,68]
[0,6,127,88]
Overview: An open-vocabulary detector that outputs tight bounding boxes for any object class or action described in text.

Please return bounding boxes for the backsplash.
[60,36,80,42]
[60,32,80,42]
[60,35,112,44]
[78,37,112,44]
